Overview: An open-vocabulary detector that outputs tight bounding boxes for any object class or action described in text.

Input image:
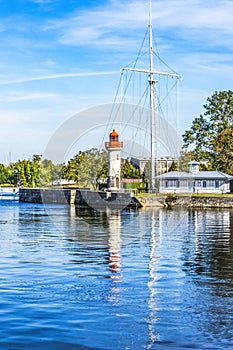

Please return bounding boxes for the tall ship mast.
[122,0,181,191]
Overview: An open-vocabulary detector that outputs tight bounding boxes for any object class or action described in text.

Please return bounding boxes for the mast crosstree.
[122,0,181,191]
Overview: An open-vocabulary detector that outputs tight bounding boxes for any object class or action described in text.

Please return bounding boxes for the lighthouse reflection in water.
[108,210,121,275]
[0,202,233,349]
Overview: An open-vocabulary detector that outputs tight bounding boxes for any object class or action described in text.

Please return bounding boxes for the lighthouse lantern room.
[105,129,123,190]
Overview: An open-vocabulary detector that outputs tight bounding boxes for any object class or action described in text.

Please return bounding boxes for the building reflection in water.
[69,206,123,303]
[185,209,232,280]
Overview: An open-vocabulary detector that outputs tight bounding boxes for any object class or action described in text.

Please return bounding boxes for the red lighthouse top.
[105,129,123,149]
[110,129,118,141]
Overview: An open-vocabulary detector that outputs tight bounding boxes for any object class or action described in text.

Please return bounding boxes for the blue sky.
[1,0,233,163]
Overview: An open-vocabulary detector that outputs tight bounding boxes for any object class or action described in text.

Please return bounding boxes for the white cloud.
[46,0,233,52]
[0,71,119,85]
[153,0,233,30]
[28,0,53,3]
[0,92,60,102]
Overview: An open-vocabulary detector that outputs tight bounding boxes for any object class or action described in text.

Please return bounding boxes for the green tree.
[211,128,233,174]
[178,150,194,171]
[0,164,12,184]
[168,161,178,172]
[39,159,52,186]
[62,151,85,183]
[182,90,233,173]
[10,160,27,187]
[39,159,63,186]
[51,163,63,181]
[10,158,41,187]
[63,148,108,189]
[121,160,141,179]
[96,160,108,188]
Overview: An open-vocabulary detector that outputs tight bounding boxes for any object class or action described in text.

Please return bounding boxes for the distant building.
[51,179,76,186]
[130,156,177,175]
[156,161,233,194]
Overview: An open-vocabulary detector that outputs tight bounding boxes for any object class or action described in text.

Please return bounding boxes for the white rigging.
[122,0,182,191]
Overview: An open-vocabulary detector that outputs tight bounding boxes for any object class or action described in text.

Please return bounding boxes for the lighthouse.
[105,129,123,191]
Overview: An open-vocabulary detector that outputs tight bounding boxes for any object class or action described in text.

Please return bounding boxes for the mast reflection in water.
[0,201,232,349]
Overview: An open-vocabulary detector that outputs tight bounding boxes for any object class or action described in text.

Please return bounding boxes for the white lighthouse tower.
[105,129,123,191]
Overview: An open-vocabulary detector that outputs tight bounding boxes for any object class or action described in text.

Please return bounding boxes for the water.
[0,201,233,350]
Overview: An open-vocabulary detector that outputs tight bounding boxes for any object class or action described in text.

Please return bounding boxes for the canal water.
[0,201,232,350]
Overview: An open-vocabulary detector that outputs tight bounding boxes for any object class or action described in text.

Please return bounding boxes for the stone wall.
[176,195,233,208]
[135,194,233,208]
[19,188,138,209]
[19,188,72,204]
[136,195,165,208]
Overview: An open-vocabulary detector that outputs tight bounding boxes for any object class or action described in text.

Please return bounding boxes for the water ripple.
[0,204,233,349]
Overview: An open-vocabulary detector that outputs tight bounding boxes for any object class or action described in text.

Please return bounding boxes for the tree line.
[0,148,141,188]
[0,155,63,188]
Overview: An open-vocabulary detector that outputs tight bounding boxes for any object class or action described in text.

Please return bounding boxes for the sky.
[0,0,233,164]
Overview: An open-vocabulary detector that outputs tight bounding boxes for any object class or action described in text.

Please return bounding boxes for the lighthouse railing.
[105,141,123,148]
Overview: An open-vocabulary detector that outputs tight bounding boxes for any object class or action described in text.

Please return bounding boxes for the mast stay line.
[121,0,182,191]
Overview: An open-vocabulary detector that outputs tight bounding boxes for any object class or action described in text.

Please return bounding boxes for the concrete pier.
[19,188,72,204]
[19,188,233,209]
[19,188,142,210]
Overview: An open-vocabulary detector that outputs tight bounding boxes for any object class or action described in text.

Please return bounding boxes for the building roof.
[156,170,233,181]
[188,161,200,165]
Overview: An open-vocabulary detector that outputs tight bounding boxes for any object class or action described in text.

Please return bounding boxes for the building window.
[203,181,207,188]
[215,180,219,188]
[176,180,180,188]
[165,181,168,188]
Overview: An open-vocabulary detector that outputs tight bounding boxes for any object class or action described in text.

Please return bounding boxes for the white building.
[156,161,233,194]
[130,156,177,175]
[105,129,123,191]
